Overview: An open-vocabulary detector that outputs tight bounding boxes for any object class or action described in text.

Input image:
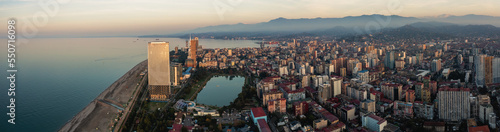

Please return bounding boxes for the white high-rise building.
[431,59,442,72]
[493,58,500,83]
[299,66,306,75]
[489,113,497,129]
[437,87,470,121]
[357,70,370,83]
[318,84,331,103]
[330,77,342,97]
[279,66,288,76]
[457,54,463,64]
[362,113,387,132]
[479,104,494,123]
[170,63,182,86]
[475,54,487,87]
[328,64,335,75]
[148,42,171,101]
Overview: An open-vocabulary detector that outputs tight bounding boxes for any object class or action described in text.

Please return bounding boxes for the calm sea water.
[0,37,258,132]
[195,76,245,107]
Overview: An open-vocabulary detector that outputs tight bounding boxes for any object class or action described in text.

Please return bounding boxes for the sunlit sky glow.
[1,0,499,37]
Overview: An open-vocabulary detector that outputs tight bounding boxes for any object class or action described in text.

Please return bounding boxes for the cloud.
[0,0,498,37]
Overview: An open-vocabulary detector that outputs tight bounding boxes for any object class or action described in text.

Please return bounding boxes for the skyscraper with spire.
[186,37,198,67]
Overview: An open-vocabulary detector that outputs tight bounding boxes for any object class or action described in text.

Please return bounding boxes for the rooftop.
[438,86,470,91]
[257,119,272,132]
[468,125,490,132]
[367,114,386,125]
[251,107,267,118]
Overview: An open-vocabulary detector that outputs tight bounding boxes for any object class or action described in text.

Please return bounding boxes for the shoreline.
[59,60,148,132]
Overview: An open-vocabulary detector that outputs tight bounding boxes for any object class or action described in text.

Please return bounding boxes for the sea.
[0,37,259,132]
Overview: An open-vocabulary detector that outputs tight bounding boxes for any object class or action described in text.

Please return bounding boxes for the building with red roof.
[256,76,281,98]
[310,101,340,124]
[257,119,272,132]
[468,125,490,132]
[251,107,267,125]
[293,101,309,116]
[362,113,387,132]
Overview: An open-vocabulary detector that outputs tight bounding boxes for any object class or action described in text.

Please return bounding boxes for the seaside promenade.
[59,60,148,132]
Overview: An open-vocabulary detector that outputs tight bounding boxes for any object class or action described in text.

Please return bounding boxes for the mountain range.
[141,14,500,39]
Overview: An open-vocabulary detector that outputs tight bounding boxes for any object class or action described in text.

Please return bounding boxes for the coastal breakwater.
[59,60,148,132]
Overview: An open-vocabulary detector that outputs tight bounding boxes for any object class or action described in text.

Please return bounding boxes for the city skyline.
[1,0,500,37]
[4,1,500,132]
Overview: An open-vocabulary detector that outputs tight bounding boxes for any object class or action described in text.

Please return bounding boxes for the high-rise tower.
[148,41,170,101]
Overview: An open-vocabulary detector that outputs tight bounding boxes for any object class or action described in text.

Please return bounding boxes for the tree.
[259,72,270,79]
[449,70,465,82]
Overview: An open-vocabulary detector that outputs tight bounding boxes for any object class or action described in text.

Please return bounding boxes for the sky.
[1,0,499,37]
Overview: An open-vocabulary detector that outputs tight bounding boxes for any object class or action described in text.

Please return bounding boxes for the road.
[114,74,148,132]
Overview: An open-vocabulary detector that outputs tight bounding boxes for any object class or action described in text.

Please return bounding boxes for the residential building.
[330,77,343,97]
[362,113,387,132]
[395,60,405,70]
[340,105,356,121]
[262,91,283,106]
[393,101,413,118]
[361,99,376,113]
[475,54,486,87]
[485,56,493,85]
[415,83,424,99]
[385,51,395,70]
[256,76,280,98]
[318,84,331,103]
[437,87,470,121]
[414,101,434,120]
[479,104,494,124]
[268,98,286,113]
[493,58,500,83]
[431,59,441,72]
[381,83,403,101]
[358,70,370,83]
[293,101,308,116]
[405,90,415,103]
[313,119,328,130]
[170,62,182,86]
[422,88,431,103]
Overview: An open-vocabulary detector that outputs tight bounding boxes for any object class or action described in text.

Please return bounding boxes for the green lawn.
[147,102,167,112]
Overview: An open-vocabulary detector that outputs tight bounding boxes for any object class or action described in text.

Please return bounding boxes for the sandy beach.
[59,60,148,132]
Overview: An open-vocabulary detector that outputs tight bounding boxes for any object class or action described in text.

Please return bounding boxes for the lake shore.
[59,60,148,132]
